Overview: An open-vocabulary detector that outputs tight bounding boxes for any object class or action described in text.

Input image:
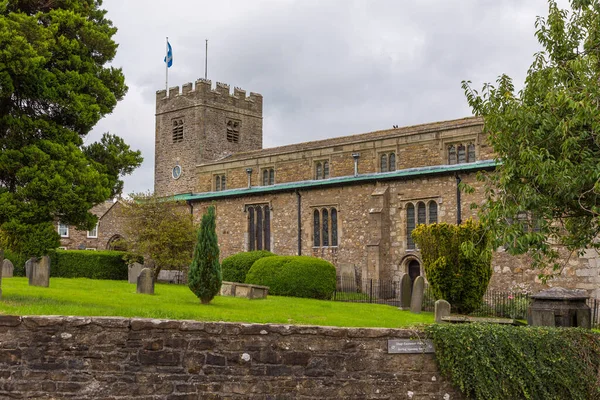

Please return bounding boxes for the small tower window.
[323,161,330,179]
[215,174,226,191]
[380,154,388,172]
[389,153,396,171]
[226,119,240,143]
[172,119,184,143]
[262,168,275,186]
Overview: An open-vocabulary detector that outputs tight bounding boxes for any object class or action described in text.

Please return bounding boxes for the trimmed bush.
[412,220,492,314]
[3,250,28,276]
[48,250,130,280]
[221,250,275,283]
[246,256,336,300]
[427,324,600,400]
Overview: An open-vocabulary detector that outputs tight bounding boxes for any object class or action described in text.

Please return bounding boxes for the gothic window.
[380,152,396,172]
[247,204,271,251]
[417,202,426,225]
[313,210,320,247]
[457,144,466,164]
[407,200,439,249]
[315,161,330,179]
[380,154,388,172]
[226,119,240,143]
[406,204,415,249]
[262,168,275,186]
[215,174,226,191]
[448,145,457,164]
[172,119,184,143]
[428,201,438,224]
[313,207,338,247]
[468,143,476,162]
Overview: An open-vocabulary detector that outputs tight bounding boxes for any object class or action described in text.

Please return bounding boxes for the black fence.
[332,276,600,327]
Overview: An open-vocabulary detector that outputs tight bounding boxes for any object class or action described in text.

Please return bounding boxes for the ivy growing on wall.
[427,324,600,400]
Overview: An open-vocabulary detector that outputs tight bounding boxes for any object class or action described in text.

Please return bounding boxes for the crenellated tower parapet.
[156,79,263,115]
[154,79,263,197]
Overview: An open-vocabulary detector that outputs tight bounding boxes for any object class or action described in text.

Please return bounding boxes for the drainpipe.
[246,168,253,188]
[296,190,302,255]
[455,173,462,225]
[352,153,360,176]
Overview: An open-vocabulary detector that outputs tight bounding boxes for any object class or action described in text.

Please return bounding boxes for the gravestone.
[137,268,154,295]
[410,276,424,314]
[2,259,14,278]
[128,262,143,284]
[25,258,34,278]
[338,263,357,291]
[435,299,451,323]
[399,273,412,311]
[29,256,50,287]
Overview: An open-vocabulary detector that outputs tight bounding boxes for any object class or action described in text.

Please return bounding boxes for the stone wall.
[0,316,461,399]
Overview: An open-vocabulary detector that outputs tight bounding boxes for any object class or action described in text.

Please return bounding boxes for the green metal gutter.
[170,159,499,202]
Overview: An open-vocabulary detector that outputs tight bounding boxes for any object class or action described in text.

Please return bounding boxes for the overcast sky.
[88,0,569,194]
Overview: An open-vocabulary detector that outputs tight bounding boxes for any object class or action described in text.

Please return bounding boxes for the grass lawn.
[0,278,434,328]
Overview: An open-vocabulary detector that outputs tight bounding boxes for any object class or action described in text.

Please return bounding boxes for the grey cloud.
[88,0,566,194]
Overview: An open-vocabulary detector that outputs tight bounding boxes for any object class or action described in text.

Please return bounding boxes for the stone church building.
[61,79,600,299]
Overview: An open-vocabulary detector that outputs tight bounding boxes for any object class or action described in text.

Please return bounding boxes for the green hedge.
[246,255,336,300]
[48,250,130,280]
[427,323,600,400]
[221,250,275,283]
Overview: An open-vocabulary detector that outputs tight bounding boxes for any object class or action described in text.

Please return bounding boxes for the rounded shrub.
[245,255,336,300]
[221,250,275,283]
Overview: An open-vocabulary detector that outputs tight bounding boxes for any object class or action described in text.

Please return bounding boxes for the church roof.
[174,158,497,202]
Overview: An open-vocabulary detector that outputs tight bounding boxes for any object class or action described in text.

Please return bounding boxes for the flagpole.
[205,39,208,80]
[165,36,169,96]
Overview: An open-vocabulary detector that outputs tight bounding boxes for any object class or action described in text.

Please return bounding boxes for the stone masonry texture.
[0,315,461,399]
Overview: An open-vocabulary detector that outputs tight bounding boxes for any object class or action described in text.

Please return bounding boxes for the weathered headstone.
[410,276,424,314]
[29,256,50,287]
[2,259,14,278]
[25,258,34,278]
[128,262,143,284]
[137,268,154,295]
[435,299,451,323]
[399,273,412,311]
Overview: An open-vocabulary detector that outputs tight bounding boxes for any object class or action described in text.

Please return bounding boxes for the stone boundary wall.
[0,316,461,399]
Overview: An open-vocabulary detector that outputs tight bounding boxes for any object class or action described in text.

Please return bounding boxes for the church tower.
[154,79,263,196]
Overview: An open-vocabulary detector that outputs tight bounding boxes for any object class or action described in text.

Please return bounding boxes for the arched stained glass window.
[380,154,388,172]
[331,208,338,246]
[428,201,438,224]
[417,202,426,226]
[248,207,255,251]
[313,210,320,246]
[316,162,322,180]
[215,176,221,192]
[221,175,227,190]
[322,208,329,247]
[323,161,330,179]
[262,170,269,186]
[269,169,275,185]
[256,206,263,250]
[407,203,415,249]
[389,153,396,171]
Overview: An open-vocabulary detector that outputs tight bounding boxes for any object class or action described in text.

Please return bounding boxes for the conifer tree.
[188,206,222,304]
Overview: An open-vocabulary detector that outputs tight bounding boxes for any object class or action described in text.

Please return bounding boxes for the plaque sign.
[388,339,435,354]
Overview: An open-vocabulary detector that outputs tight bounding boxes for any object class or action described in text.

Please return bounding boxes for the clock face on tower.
[172,165,182,180]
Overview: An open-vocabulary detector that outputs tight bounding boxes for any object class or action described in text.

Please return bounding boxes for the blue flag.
[164,41,173,68]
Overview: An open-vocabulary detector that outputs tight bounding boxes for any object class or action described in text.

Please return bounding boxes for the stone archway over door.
[106,235,126,251]
[408,260,421,291]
